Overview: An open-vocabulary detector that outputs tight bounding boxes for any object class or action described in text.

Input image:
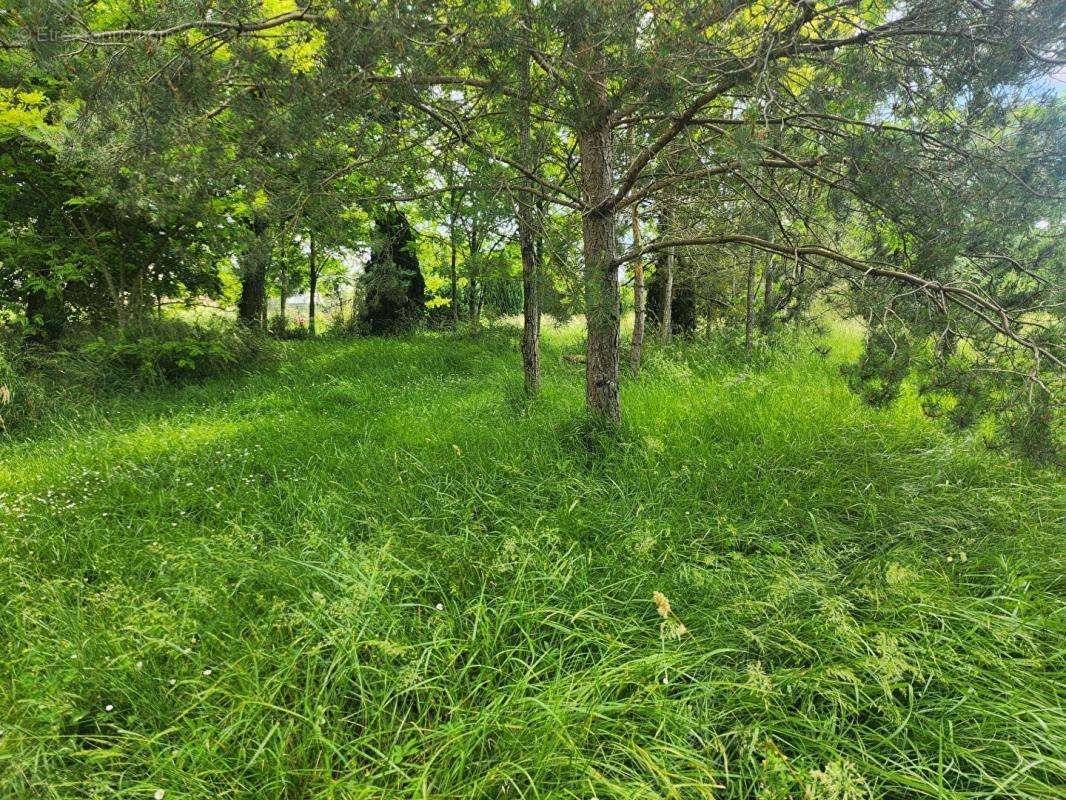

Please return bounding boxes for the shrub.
[82,318,277,385]
[268,314,312,341]
[0,339,106,431]
[324,308,361,338]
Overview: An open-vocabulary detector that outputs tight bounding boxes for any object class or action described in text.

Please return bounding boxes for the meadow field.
[1,323,1063,799]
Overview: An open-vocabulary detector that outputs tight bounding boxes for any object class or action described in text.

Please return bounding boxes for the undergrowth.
[0,319,277,434]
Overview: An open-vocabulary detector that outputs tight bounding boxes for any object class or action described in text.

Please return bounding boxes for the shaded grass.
[0,325,1063,799]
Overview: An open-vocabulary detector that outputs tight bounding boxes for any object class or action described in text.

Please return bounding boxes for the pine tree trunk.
[661,246,674,344]
[760,257,774,334]
[238,218,269,327]
[468,227,480,335]
[449,216,459,330]
[628,133,645,373]
[519,214,540,394]
[308,232,317,336]
[631,257,645,372]
[517,23,540,395]
[745,249,756,359]
[279,261,288,324]
[580,119,620,425]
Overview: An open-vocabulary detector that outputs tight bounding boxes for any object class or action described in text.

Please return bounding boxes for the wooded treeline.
[1,1,1062,455]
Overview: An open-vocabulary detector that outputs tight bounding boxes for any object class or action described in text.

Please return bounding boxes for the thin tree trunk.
[628,134,645,374]
[308,232,317,336]
[517,16,541,394]
[279,254,288,324]
[760,256,774,334]
[745,249,756,359]
[468,226,480,335]
[580,119,620,425]
[705,286,714,341]
[519,230,541,393]
[449,209,459,330]
[661,246,674,344]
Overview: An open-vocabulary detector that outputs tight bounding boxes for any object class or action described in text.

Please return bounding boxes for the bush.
[82,318,277,385]
[324,307,361,338]
[268,314,312,341]
[0,344,35,431]
[0,338,109,431]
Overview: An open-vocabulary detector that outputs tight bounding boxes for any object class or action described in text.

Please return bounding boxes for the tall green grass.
[0,324,1062,799]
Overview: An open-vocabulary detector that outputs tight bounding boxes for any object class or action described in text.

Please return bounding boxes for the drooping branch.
[4,8,326,48]
[615,233,1064,369]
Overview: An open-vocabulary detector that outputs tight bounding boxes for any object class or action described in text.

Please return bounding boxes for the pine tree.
[357,209,425,336]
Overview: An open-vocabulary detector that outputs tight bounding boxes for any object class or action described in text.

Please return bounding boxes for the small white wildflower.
[435,603,444,611]
[168,679,176,686]
[104,704,114,712]
[662,675,669,684]
[154,790,166,800]
[202,668,212,676]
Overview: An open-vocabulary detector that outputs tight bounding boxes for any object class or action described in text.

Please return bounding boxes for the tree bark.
[279,253,288,324]
[760,256,774,334]
[517,21,540,395]
[308,232,317,336]
[449,204,460,330]
[580,119,620,425]
[468,225,480,335]
[745,249,756,359]
[238,217,269,327]
[660,245,674,344]
[628,130,645,374]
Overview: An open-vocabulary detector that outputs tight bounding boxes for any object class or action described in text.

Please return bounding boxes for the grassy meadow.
[0,321,1063,799]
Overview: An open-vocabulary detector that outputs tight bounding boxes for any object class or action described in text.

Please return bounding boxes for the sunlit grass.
[1,323,1062,799]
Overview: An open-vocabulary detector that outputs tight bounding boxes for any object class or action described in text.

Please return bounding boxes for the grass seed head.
[652,591,671,619]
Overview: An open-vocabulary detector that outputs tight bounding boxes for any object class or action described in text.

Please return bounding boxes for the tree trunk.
[580,119,620,425]
[519,226,541,394]
[468,226,480,335]
[449,213,459,330]
[630,257,645,373]
[238,218,269,327]
[704,278,714,340]
[745,249,756,359]
[660,246,674,344]
[279,255,288,324]
[468,276,478,334]
[308,232,318,336]
[517,25,540,395]
[628,144,645,373]
[760,256,774,334]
